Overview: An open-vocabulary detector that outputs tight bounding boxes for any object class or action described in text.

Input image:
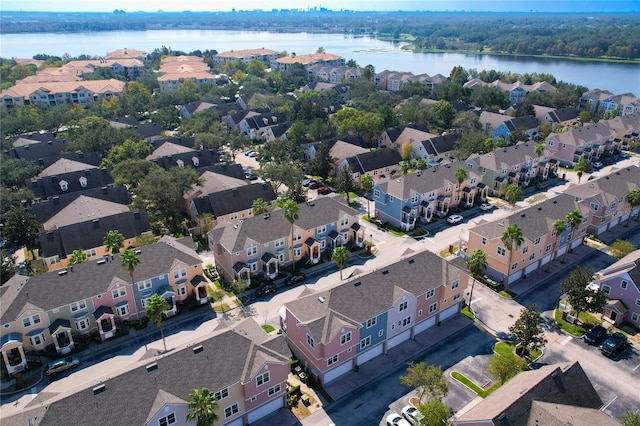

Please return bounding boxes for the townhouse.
[542,106,579,128]
[189,181,278,223]
[412,133,460,165]
[5,319,291,426]
[270,52,345,72]
[464,78,558,105]
[208,196,362,284]
[374,70,446,92]
[0,79,125,110]
[213,48,279,66]
[491,115,539,141]
[307,65,362,83]
[578,88,640,116]
[466,141,554,195]
[281,250,468,386]
[379,123,436,150]
[597,250,640,328]
[337,147,402,185]
[61,58,144,80]
[0,240,204,376]
[372,163,482,230]
[238,112,288,141]
[27,167,114,200]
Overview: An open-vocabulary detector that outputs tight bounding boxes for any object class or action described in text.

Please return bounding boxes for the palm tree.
[466,249,487,314]
[68,249,87,265]
[251,198,269,216]
[145,293,170,352]
[455,166,468,210]
[120,249,141,285]
[103,230,125,256]
[332,247,349,280]
[548,219,566,271]
[505,184,523,208]
[282,199,299,269]
[501,224,524,292]
[564,208,583,260]
[186,388,219,426]
[361,174,374,219]
[574,158,589,184]
[534,143,545,181]
[626,188,640,226]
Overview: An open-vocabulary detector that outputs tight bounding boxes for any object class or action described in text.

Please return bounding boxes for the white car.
[447,214,463,224]
[386,412,412,426]
[479,202,494,211]
[401,405,424,426]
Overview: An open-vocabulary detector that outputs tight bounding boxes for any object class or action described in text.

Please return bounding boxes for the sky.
[2,0,638,12]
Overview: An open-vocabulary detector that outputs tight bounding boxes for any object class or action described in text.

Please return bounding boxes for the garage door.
[414,316,436,335]
[525,261,539,275]
[247,397,284,423]
[356,343,383,365]
[439,304,459,322]
[597,224,607,235]
[608,217,620,229]
[540,254,552,266]
[323,360,353,384]
[222,416,243,426]
[571,238,583,249]
[556,246,567,258]
[508,270,522,284]
[387,329,411,350]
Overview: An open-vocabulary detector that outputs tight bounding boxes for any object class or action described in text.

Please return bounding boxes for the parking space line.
[560,336,572,346]
[601,395,618,411]
[633,363,640,372]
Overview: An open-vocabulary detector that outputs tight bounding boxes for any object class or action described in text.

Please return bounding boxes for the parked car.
[479,202,494,211]
[244,149,256,156]
[447,214,463,224]
[599,332,627,357]
[256,282,277,297]
[284,272,307,286]
[401,405,424,426]
[317,185,332,195]
[583,325,607,345]
[308,180,320,190]
[248,151,259,158]
[302,178,313,187]
[46,356,80,376]
[386,412,412,426]
[245,173,258,181]
[536,181,549,190]
[593,161,603,169]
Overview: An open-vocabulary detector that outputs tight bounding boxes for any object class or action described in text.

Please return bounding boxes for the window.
[497,247,506,256]
[293,247,302,257]
[246,246,257,256]
[22,314,42,328]
[224,403,239,418]
[214,388,229,400]
[112,287,126,299]
[590,202,599,212]
[340,332,352,345]
[378,330,384,337]
[411,194,419,203]
[229,212,238,220]
[177,286,187,296]
[141,297,152,308]
[534,237,541,245]
[632,313,639,322]
[256,371,270,386]
[481,237,486,245]
[389,195,395,202]
[399,301,408,312]
[268,383,281,396]
[360,336,371,349]
[327,355,338,366]
[635,298,640,307]
[529,253,536,261]
[75,318,90,330]
[250,396,257,402]
[428,302,438,313]
[522,246,529,254]
[138,279,152,291]
[511,262,518,270]
[307,334,315,348]
[84,248,96,257]
[316,225,327,234]
[374,189,380,198]
[70,300,87,312]
[602,285,611,295]
[426,289,435,299]
[453,293,461,301]
[29,332,45,346]
[172,269,187,279]
[621,280,628,289]
[275,238,285,248]
[277,253,285,263]
[320,239,327,249]
[116,304,129,316]
[402,317,411,326]
[546,244,552,252]
[158,413,176,426]
[293,232,301,241]
[340,215,349,226]
[366,317,377,328]
[451,280,459,289]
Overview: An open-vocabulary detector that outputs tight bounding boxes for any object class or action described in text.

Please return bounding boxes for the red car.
[317,185,332,195]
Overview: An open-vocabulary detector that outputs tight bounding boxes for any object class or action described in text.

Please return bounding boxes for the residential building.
[271,52,345,72]
[61,58,144,80]
[208,195,362,283]
[189,182,278,223]
[372,163,482,230]
[453,362,615,426]
[105,48,147,60]
[307,65,362,83]
[238,112,287,141]
[374,71,446,92]
[213,48,279,66]
[0,240,204,375]
[150,149,224,172]
[412,133,461,165]
[4,319,291,426]
[157,56,217,92]
[464,79,558,105]
[491,115,539,141]
[597,249,640,328]
[27,168,114,200]
[578,88,640,116]
[379,123,436,150]
[281,250,468,386]
[337,147,402,185]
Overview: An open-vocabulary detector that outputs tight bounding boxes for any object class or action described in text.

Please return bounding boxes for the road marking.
[633,363,640,372]
[601,395,618,411]
[560,336,572,346]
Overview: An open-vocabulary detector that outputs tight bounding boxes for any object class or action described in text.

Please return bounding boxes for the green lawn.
[213,303,231,313]
[451,371,500,398]
[554,309,599,336]
[461,306,475,320]
[262,324,276,333]
[498,290,515,299]
[494,341,542,363]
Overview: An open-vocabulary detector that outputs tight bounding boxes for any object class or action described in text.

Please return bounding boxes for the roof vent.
[318,296,325,303]
[93,384,106,395]
[263,213,270,219]
[146,362,158,372]
[193,345,204,354]
[354,281,361,287]
[58,269,68,276]
[537,207,542,211]
[382,269,389,275]
[521,214,526,218]
[553,200,558,204]
[408,259,415,264]
[135,249,142,255]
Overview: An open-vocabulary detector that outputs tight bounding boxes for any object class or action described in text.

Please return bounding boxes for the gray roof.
[18,319,290,426]
[455,362,604,425]
[191,182,277,218]
[28,168,114,200]
[346,147,402,174]
[467,142,538,172]
[285,250,464,343]
[0,241,201,324]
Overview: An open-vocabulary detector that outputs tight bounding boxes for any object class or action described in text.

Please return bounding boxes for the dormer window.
[192,156,200,167]
[176,159,184,168]
[79,176,88,188]
[59,180,68,191]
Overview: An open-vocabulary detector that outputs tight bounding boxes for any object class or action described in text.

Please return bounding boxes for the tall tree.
[400,141,413,161]
[0,158,42,188]
[488,351,525,385]
[145,293,170,352]
[560,266,606,328]
[609,239,636,260]
[332,247,349,280]
[501,224,524,291]
[360,174,374,219]
[68,249,88,266]
[1,207,40,256]
[466,249,487,314]
[455,166,468,210]
[120,249,141,285]
[307,142,333,180]
[186,388,219,426]
[335,166,356,204]
[574,158,589,184]
[103,230,125,256]
[282,199,299,268]
[549,219,566,271]
[251,198,269,216]
[626,188,640,226]
[564,208,583,261]
[504,183,523,208]
[101,138,150,168]
[508,304,547,354]
[399,362,448,402]
[417,400,450,426]
[1,250,16,285]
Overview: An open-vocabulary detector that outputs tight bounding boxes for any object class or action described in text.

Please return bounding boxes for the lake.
[1,30,638,94]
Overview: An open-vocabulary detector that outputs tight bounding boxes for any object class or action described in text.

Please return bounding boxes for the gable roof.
[150,149,222,171]
[185,171,247,199]
[38,158,98,177]
[191,182,277,218]
[547,107,578,123]
[146,142,195,160]
[383,123,433,144]
[28,168,114,200]
[42,195,131,230]
[346,148,402,174]
[467,142,538,171]
[0,240,201,324]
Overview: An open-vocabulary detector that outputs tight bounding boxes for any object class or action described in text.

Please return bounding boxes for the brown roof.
[0,79,125,99]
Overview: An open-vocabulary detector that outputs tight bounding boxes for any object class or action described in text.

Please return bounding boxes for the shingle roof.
[28,168,114,200]
[0,79,125,99]
[467,142,538,171]
[0,241,200,324]
[346,148,402,174]
[146,142,195,160]
[42,195,130,230]
[38,158,97,178]
[150,149,222,171]
[191,182,277,218]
